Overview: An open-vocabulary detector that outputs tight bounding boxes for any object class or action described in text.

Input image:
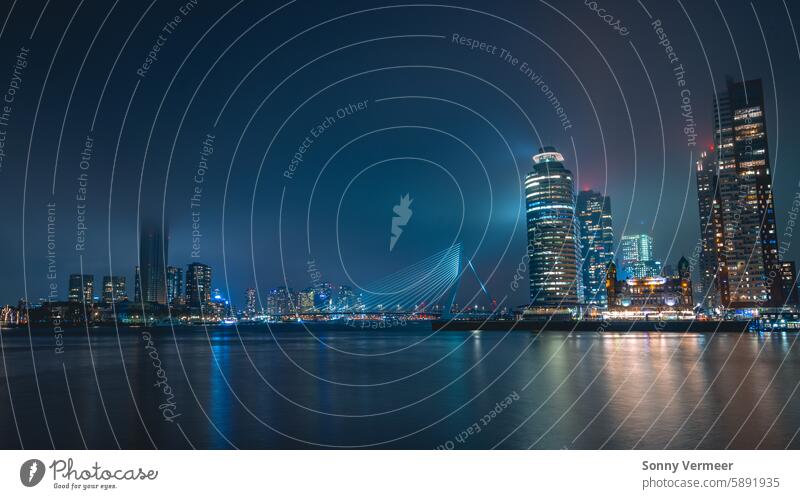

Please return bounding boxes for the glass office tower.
[525,146,581,310]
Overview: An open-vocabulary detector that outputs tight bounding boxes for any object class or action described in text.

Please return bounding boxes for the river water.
[1,324,798,449]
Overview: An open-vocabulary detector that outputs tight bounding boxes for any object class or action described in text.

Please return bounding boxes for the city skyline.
[3,0,800,458]
[3,2,800,310]
[5,71,800,318]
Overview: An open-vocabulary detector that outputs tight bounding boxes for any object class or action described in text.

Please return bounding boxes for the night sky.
[1,0,799,308]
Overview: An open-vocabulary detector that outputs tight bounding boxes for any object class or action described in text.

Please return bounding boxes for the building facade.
[313,282,335,312]
[139,222,168,304]
[619,234,660,278]
[606,258,693,318]
[185,262,212,308]
[101,275,127,304]
[525,146,581,310]
[298,288,315,313]
[166,266,183,305]
[68,274,94,303]
[267,286,295,316]
[576,190,614,306]
[336,285,357,311]
[695,147,727,309]
[245,287,258,317]
[780,262,799,306]
[703,78,793,308]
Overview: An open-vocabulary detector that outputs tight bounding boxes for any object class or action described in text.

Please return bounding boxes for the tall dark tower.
[525,146,581,310]
[576,190,614,307]
[139,220,168,304]
[713,78,782,307]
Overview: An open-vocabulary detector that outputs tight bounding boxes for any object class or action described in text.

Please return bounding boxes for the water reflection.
[0,326,798,449]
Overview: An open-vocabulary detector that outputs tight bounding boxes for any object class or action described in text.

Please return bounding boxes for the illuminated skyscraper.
[68,274,94,303]
[525,146,581,310]
[166,266,183,305]
[695,147,727,309]
[102,276,127,304]
[576,190,614,306]
[139,221,168,304]
[712,78,782,307]
[186,263,212,308]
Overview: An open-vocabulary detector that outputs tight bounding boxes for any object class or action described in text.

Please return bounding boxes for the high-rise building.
[139,221,168,304]
[619,234,660,278]
[710,78,783,308]
[245,287,257,316]
[68,274,94,303]
[576,190,614,306]
[525,146,581,310]
[266,286,295,316]
[695,146,727,309]
[102,276,127,304]
[166,266,183,305]
[185,263,212,308]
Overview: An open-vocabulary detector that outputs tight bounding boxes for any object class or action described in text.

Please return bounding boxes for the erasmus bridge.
[294,243,495,319]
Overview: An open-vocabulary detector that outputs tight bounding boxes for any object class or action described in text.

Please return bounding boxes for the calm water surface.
[1,324,799,449]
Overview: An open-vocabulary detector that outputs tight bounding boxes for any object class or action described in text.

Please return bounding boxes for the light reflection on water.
[0,325,798,449]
